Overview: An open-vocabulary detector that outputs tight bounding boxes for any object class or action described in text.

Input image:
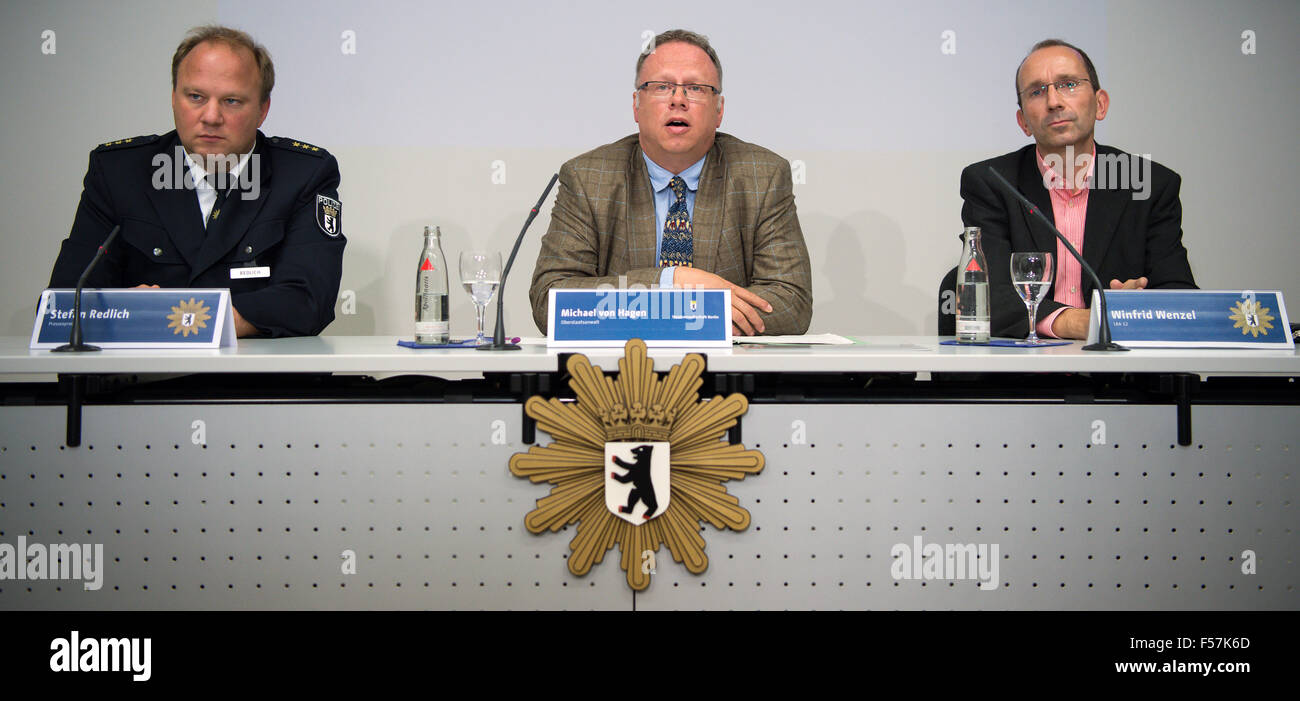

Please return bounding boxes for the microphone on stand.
[53,224,122,353]
[985,167,1126,351]
[478,173,559,352]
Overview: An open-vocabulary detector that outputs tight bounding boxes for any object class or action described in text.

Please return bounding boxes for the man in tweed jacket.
[529,30,812,336]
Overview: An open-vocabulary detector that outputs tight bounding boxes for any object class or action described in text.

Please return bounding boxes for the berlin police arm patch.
[316,194,342,237]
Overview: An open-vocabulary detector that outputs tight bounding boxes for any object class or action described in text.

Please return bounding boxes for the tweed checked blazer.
[528,132,812,335]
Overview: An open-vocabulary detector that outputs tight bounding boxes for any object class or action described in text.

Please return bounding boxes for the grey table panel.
[1,402,1294,610]
[0,404,628,610]
[636,404,1296,610]
[2,335,1297,376]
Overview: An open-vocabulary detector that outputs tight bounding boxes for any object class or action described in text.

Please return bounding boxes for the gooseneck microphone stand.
[478,173,559,351]
[986,167,1126,351]
[53,224,122,353]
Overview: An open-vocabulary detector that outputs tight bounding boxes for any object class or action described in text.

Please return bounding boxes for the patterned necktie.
[659,176,693,267]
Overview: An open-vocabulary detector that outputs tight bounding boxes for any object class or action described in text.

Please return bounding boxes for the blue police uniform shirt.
[641,152,706,288]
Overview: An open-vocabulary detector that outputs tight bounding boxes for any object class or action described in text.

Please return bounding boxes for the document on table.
[522,334,857,346]
[732,334,855,345]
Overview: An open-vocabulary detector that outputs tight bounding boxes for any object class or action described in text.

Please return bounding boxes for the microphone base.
[51,343,101,353]
[476,343,521,352]
[1081,341,1128,352]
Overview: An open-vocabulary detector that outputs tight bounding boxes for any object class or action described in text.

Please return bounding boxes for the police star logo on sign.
[166,298,211,337]
[1229,298,1275,338]
[606,442,670,523]
[316,194,342,237]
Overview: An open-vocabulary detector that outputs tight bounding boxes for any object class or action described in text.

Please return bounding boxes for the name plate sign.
[548,288,731,347]
[31,289,235,349]
[1087,289,1292,349]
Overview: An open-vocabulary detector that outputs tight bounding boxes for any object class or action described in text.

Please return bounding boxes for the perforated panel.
[0,405,627,610]
[638,404,1296,609]
[1,402,1294,610]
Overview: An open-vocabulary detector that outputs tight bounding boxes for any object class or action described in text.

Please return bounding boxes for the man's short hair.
[635,29,723,91]
[1015,38,1100,107]
[171,25,275,104]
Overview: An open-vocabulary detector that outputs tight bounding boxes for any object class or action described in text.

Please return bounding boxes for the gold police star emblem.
[509,338,763,590]
[166,298,212,337]
[1228,299,1275,337]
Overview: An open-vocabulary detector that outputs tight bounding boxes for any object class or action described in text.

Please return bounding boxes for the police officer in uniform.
[48,25,344,338]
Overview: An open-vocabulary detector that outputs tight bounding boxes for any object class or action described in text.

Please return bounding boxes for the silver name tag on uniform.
[230,266,270,279]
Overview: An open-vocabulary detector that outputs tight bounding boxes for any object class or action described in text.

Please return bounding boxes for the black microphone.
[985,166,1126,352]
[53,224,122,353]
[478,173,559,352]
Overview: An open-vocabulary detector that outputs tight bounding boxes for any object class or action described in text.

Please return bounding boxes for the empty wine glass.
[1010,252,1054,345]
[459,251,501,345]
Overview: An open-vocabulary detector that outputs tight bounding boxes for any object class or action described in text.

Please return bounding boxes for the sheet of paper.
[732,334,856,345]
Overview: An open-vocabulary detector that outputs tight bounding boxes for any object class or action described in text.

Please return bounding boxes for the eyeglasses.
[1019,78,1092,102]
[637,81,720,102]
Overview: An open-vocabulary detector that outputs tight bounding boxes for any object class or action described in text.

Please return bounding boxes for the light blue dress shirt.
[642,153,706,288]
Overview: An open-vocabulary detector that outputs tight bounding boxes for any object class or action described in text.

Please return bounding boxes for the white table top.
[1,335,1296,377]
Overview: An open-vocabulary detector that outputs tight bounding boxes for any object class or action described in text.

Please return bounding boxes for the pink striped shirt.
[1034,147,1095,337]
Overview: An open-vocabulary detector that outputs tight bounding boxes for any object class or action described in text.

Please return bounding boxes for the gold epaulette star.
[95,135,154,151]
[269,136,326,156]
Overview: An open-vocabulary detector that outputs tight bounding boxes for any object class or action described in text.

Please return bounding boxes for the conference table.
[1,335,1295,610]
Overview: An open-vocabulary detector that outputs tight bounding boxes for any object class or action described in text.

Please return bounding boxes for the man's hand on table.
[1051,278,1150,339]
[673,267,773,336]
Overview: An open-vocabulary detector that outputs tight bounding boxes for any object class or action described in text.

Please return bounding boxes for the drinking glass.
[459,251,502,345]
[1010,252,1054,345]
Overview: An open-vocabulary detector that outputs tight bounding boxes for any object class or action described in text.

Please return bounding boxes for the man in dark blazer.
[960,39,1195,339]
[48,26,344,338]
[529,30,812,336]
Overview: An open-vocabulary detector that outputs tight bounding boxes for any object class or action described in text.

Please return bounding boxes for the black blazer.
[49,130,345,337]
[959,143,1196,337]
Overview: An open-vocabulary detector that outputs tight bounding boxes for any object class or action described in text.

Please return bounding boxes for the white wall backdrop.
[3,0,1296,338]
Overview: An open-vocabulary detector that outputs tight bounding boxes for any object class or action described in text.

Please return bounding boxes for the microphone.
[478,173,559,352]
[985,167,1126,352]
[52,224,122,353]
